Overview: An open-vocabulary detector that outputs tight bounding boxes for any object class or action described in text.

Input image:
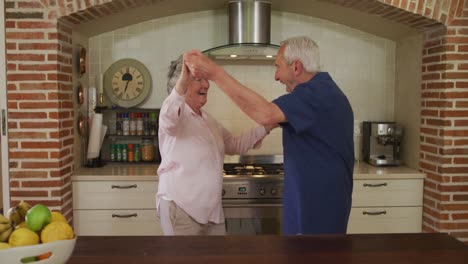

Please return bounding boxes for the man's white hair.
[280,36,320,72]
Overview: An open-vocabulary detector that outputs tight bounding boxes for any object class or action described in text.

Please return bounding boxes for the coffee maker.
[362,121,403,166]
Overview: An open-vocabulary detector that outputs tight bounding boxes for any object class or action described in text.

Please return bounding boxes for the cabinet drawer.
[73,209,162,236]
[352,179,423,207]
[347,206,422,234]
[73,181,157,209]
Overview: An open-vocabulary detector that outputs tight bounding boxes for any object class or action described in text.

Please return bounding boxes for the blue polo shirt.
[273,72,354,235]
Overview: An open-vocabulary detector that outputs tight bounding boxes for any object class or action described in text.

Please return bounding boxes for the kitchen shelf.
[106,135,158,139]
[97,107,161,165]
[103,160,159,165]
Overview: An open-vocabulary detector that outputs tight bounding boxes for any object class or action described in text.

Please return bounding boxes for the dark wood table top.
[68,233,468,264]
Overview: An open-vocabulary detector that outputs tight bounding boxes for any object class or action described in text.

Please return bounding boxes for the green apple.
[25,204,52,232]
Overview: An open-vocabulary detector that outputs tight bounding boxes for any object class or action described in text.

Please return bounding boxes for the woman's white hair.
[280,36,320,72]
[167,55,183,94]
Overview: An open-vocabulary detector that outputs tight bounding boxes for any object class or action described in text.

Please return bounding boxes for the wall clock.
[103,58,152,108]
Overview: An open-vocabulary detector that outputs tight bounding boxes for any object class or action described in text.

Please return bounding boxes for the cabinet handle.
[363,183,387,187]
[111,184,137,189]
[112,213,138,218]
[362,210,387,216]
[2,109,6,136]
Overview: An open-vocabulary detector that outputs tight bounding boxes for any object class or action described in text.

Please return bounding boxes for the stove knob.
[259,188,265,196]
[222,189,225,196]
[271,188,277,195]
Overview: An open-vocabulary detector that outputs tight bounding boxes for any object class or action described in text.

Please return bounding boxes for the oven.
[222,155,284,235]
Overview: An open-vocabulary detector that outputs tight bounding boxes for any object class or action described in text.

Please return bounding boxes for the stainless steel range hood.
[203,0,279,60]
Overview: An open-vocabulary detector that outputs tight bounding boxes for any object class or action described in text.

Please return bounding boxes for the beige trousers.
[158,199,226,236]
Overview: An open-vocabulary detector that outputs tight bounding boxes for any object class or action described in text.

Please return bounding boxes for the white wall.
[87,10,397,156]
[395,34,423,169]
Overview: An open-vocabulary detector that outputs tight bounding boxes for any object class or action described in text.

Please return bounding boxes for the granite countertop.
[72,162,425,181]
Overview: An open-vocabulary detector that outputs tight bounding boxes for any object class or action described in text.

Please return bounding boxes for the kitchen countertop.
[67,233,467,264]
[72,162,425,181]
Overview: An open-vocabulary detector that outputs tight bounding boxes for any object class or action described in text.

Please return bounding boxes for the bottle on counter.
[136,113,144,136]
[150,112,157,136]
[116,144,122,162]
[116,112,123,136]
[129,112,137,136]
[143,113,149,136]
[110,143,116,161]
[122,113,130,136]
[134,144,141,162]
[108,112,117,135]
[121,144,128,162]
[127,143,134,162]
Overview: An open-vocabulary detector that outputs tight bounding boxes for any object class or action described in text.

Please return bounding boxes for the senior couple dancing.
[156,36,354,236]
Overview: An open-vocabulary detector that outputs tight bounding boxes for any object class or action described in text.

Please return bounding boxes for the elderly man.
[184,36,354,235]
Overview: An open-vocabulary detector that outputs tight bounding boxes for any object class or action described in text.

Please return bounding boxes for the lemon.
[50,211,67,223]
[0,242,12,250]
[40,221,74,243]
[8,227,40,247]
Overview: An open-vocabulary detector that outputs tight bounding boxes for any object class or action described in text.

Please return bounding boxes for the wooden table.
[68,233,468,264]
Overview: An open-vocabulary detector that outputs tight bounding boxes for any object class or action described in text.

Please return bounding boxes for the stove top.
[222,155,284,179]
[222,155,284,200]
[223,163,284,177]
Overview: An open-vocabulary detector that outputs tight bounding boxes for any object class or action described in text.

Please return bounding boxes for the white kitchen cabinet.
[72,180,162,236]
[347,178,424,234]
[72,164,424,235]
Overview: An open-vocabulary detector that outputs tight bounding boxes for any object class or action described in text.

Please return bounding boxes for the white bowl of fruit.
[0,202,76,264]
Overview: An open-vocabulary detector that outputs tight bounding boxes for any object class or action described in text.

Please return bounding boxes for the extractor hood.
[203,0,279,60]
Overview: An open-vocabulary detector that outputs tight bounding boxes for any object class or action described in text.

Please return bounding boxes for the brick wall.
[3,0,467,242]
[5,1,74,219]
[420,2,468,243]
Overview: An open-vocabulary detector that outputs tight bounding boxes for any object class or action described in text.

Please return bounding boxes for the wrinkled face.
[274,46,296,93]
[185,77,210,114]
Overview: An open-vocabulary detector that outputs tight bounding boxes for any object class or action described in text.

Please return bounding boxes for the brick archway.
[4,0,468,243]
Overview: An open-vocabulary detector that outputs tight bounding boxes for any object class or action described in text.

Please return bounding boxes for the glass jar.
[141,138,154,162]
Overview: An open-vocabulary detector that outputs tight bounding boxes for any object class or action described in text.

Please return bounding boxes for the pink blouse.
[156,89,267,224]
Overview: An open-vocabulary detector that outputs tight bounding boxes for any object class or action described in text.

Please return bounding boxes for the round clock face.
[104,59,152,108]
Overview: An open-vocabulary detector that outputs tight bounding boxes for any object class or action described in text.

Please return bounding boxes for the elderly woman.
[156,56,273,235]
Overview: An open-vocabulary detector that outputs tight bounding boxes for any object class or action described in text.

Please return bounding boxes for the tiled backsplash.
[89,10,396,156]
